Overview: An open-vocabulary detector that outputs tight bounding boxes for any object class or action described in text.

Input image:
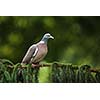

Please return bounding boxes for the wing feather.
[22,45,37,64]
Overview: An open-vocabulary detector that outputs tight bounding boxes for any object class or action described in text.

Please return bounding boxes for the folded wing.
[22,45,37,64]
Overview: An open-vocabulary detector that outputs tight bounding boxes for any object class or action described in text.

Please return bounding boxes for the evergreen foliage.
[0,59,100,83]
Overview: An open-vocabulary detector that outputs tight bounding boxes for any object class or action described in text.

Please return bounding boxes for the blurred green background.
[0,16,100,67]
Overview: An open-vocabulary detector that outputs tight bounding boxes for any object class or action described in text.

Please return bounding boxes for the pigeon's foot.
[32,63,40,68]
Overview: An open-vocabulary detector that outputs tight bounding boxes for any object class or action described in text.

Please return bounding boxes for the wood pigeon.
[22,33,54,66]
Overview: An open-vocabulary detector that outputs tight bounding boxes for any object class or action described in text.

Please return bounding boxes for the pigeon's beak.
[50,35,54,39]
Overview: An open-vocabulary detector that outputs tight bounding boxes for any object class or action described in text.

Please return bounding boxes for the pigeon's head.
[40,33,54,44]
[43,33,54,40]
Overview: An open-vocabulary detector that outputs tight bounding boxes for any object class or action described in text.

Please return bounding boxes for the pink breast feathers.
[31,43,48,63]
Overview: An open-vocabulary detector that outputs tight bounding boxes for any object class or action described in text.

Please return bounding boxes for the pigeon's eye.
[47,34,50,37]
[48,35,50,37]
[45,34,50,38]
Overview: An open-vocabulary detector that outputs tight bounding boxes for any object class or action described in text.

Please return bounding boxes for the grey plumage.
[22,33,54,64]
[22,45,37,64]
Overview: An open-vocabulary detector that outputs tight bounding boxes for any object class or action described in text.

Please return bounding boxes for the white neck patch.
[39,41,45,44]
